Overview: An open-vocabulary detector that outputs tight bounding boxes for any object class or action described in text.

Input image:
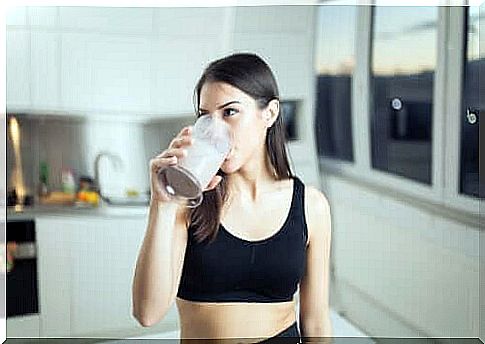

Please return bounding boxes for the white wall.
[82,118,148,198]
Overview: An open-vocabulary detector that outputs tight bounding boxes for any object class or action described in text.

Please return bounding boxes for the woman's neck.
[225,144,280,202]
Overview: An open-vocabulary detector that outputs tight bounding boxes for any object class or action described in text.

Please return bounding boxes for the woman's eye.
[223,108,238,117]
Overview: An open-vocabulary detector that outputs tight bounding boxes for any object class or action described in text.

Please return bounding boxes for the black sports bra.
[176,176,308,303]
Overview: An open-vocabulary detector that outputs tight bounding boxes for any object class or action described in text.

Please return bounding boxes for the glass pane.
[370,7,437,184]
[460,6,483,198]
[314,5,355,162]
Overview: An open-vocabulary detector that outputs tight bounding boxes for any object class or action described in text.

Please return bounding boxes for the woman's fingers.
[178,126,192,138]
[149,126,194,204]
[170,135,195,149]
[150,157,176,175]
[155,147,188,159]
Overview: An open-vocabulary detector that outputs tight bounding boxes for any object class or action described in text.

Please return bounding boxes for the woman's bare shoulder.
[303,184,331,243]
[305,185,330,209]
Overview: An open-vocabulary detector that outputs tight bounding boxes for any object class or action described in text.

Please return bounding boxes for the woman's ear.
[264,99,280,128]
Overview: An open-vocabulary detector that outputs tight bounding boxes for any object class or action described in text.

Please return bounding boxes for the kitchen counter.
[6,204,149,220]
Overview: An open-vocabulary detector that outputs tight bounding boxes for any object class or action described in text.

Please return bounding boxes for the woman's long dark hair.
[187,53,294,244]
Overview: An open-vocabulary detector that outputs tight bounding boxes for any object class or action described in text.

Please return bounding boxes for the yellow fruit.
[85,192,98,205]
[126,189,139,197]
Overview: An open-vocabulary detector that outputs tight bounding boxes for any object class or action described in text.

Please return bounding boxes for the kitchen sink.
[101,195,150,206]
[96,205,149,216]
[96,195,150,216]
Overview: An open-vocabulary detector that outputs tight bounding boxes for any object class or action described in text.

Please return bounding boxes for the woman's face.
[198,81,269,174]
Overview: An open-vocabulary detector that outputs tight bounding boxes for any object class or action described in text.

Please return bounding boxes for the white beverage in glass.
[157,115,232,208]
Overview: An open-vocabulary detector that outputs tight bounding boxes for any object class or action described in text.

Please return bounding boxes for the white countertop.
[6,204,149,220]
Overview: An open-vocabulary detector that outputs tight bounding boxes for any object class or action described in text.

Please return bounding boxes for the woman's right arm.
[131,200,189,327]
[131,126,193,327]
[131,125,223,327]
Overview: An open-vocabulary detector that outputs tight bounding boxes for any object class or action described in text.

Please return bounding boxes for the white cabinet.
[30,32,60,109]
[6,7,27,26]
[60,33,92,111]
[59,7,152,35]
[36,215,179,337]
[68,217,145,335]
[61,33,151,113]
[38,216,148,336]
[29,7,58,27]
[232,6,314,100]
[151,36,224,114]
[154,7,225,36]
[7,29,31,110]
[232,32,312,99]
[150,7,228,115]
[7,6,315,116]
[233,5,312,34]
[87,35,151,113]
[36,217,72,336]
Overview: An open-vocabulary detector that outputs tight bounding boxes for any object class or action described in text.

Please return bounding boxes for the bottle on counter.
[38,161,50,199]
[61,167,76,195]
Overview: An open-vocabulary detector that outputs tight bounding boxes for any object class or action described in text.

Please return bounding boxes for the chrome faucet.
[93,151,124,198]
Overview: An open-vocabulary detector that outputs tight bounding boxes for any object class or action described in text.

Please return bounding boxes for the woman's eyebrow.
[199,101,241,112]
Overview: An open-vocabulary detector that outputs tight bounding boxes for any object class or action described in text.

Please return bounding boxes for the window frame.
[317,5,480,218]
[442,6,480,214]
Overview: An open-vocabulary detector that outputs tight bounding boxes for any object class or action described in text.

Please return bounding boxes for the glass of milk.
[157,114,232,207]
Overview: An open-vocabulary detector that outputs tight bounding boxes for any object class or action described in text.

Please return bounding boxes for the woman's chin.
[221,159,236,173]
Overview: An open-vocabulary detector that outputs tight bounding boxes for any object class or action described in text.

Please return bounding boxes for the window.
[370,7,438,184]
[460,6,482,198]
[314,5,356,162]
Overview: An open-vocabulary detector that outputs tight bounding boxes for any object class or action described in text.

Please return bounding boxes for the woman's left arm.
[299,186,333,343]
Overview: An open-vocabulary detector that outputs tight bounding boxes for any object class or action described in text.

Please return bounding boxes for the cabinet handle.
[12,242,37,260]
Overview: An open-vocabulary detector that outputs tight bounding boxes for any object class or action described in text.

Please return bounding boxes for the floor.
[104,309,376,343]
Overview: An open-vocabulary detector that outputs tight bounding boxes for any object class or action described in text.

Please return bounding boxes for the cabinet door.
[37,216,178,337]
[151,36,223,115]
[30,32,60,110]
[232,33,312,99]
[232,6,314,100]
[61,33,151,114]
[61,33,92,111]
[36,217,72,337]
[87,35,151,113]
[7,29,31,110]
[59,7,152,35]
[150,7,228,115]
[68,217,149,336]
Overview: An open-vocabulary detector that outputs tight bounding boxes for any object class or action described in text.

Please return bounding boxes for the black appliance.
[6,219,40,318]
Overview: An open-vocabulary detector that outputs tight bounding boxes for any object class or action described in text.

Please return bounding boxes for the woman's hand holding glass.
[149,125,223,204]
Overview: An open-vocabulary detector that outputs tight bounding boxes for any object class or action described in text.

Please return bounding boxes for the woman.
[132,53,333,343]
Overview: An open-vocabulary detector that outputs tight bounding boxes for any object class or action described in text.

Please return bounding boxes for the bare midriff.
[175,296,297,343]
